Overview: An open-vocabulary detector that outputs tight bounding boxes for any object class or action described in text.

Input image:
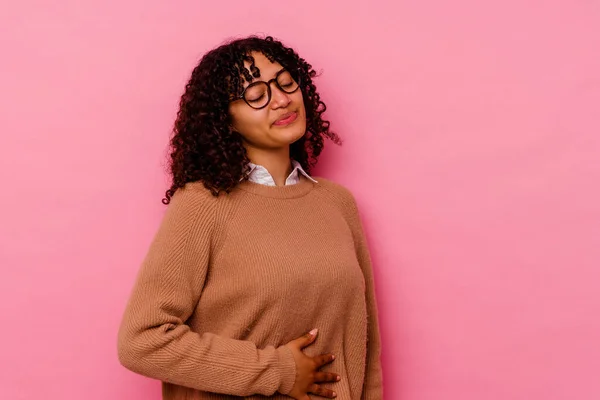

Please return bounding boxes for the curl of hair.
[162,35,341,204]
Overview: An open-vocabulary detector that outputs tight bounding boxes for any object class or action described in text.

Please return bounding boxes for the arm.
[345,194,384,400]
[117,185,296,396]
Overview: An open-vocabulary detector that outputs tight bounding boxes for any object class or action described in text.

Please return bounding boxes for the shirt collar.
[247,159,318,186]
[290,160,318,184]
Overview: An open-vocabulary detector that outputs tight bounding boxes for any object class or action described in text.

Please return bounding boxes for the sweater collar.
[236,173,317,199]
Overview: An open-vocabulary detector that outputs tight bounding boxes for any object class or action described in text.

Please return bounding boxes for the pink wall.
[1,1,599,399]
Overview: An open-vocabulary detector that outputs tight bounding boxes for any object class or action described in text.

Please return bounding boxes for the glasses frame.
[235,69,301,110]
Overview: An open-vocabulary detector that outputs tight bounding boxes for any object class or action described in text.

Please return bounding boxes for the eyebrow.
[247,68,286,85]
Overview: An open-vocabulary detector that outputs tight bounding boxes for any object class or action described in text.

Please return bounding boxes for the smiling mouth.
[273,112,298,126]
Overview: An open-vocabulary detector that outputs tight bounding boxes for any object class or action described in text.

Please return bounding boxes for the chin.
[271,119,306,145]
[286,124,307,145]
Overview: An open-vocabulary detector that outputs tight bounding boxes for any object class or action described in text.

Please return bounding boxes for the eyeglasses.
[234,69,300,110]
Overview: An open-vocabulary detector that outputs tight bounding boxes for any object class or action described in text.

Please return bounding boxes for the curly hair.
[162,35,341,204]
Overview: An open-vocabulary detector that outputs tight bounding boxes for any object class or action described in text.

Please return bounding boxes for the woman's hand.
[284,329,340,399]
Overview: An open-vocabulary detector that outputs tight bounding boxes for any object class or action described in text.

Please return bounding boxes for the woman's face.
[228,52,307,153]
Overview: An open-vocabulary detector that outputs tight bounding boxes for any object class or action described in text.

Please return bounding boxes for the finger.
[308,383,337,398]
[314,353,336,368]
[313,371,341,383]
[295,328,318,349]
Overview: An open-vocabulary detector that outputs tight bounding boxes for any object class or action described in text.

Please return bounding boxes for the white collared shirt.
[247,159,318,186]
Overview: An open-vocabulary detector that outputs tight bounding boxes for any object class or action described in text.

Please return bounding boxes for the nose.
[269,83,291,109]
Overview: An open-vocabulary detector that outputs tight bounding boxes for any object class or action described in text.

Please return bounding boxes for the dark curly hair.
[162,35,341,204]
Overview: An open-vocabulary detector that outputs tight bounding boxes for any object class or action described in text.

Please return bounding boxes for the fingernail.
[333,392,337,397]
[336,375,341,381]
[331,354,336,360]
[309,328,318,336]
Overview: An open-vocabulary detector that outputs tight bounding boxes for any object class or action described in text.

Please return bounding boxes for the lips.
[273,111,298,126]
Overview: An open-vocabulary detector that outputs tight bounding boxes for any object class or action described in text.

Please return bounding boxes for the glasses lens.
[244,83,269,109]
[277,71,299,93]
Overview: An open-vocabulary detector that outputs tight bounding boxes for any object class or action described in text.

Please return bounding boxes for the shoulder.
[171,181,218,200]
[313,176,359,212]
[313,177,367,240]
[166,181,221,217]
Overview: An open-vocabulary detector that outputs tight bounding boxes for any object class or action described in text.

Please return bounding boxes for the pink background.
[1,1,599,399]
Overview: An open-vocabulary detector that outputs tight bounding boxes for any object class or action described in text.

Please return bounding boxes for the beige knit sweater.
[117,176,382,399]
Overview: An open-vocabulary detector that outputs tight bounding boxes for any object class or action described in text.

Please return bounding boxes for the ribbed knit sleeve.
[117,184,297,397]
[323,181,384,400]
[346,196,384,400]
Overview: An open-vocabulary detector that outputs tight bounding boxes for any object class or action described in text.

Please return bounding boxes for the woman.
[117,35,382,400]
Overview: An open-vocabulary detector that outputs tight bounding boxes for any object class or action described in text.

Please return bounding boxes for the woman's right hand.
[284,329,340,399]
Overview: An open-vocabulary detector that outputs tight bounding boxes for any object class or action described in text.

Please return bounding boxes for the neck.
[246,146,293,187]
